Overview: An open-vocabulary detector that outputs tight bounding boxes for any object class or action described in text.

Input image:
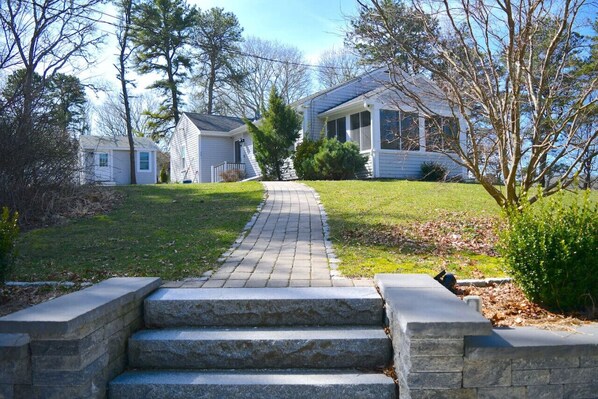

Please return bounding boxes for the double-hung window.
[139,151,150,171]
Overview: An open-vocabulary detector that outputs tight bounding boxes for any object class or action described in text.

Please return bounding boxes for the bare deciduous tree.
[317,48,367,89]
[350,0,598,209]
[210,37,312,119]
[95,92,157,139]
[0,0,103,221]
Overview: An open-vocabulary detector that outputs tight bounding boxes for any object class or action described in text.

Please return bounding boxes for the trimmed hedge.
[293,138,367,180]
[499,191,598,312]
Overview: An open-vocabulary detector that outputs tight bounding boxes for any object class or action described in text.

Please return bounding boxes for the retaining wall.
[376,274,598,399]
[0,277,161,399]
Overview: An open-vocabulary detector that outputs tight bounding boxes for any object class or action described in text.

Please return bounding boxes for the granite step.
[128,326,392,369]
[109,370,397,399]
[144,287,384,328]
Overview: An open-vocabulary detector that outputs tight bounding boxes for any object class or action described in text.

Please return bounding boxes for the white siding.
[238,133,259,179]
[357,153,374,179]
[170,115,200,182]
[135,150,157,184]
[377,151,463,179]
[112,150,130,185]
[303,69,390,140]
[199,135,234,182]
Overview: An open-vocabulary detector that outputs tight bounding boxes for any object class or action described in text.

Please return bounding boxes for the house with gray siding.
[169,114,260,183]
[170,68,467,182]
[79,136,160,185]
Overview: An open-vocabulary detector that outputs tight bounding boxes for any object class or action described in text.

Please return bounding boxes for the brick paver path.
[165,181,372,288]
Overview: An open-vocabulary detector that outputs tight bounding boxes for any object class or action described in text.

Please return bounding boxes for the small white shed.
[79,136,160,185]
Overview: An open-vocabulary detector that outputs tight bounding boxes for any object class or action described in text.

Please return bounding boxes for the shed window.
[181,145,186,169]
[350,111,371,151]
[425,117,459,152]
[99,153,108,167]
[139,152,150,171]
[380,110,419,151]
[326,117,347,142]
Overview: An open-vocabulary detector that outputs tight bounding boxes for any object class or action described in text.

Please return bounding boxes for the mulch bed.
[458,282,597,330]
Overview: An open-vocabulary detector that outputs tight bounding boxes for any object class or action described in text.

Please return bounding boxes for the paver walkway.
[166,182,372,288]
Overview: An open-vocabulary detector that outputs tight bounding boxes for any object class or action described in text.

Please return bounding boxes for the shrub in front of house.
[312,138,368,180]
[420,161,449,181]
[499,191,598,312]
[0,207,19,282]
[160,166,169,183]
[220,169,246,182]
[293,139,323,180]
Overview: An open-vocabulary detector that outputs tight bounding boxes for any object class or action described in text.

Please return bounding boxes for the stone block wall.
[0,277,161,399]
[375,273,598,399]
[464,327,598,399]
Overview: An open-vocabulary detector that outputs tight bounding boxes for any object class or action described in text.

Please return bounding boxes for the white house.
[79,136,160,185]
[170,69,467,183]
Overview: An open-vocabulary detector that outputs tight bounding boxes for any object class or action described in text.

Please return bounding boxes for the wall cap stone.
[0,277,161,339]
[466,325,598,359]
[376,274,492,338]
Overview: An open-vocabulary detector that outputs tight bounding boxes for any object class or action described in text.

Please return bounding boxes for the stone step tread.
[109,370,396,399]
[131,326,389,341]
[144,287,384,327]
[129,327,392,370]
[146,287,381,301]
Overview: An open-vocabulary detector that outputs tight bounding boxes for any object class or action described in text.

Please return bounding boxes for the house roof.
[79,135,160,151]
[183,112,244,132]
[291,67,388,109]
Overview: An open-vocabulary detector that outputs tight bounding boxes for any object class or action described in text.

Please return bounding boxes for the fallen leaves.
[459,282,596,330]
[342,211,502,256]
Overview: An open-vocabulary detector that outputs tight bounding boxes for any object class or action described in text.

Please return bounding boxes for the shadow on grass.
[12,183,264,282]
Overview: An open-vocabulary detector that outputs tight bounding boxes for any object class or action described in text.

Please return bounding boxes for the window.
[425,117,459,152]
[349,111,371,151]
[99,153,108,167]
[380,110,419,151]
[181,145,186,169]
[139,152,150,171]
[326,117,346,142]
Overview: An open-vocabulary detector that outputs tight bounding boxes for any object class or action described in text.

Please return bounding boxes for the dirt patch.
[459,282,596,330]
[342,212,502,256]
[0,285,82,317]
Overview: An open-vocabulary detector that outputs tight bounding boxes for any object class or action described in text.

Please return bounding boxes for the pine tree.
[244,88,301,181]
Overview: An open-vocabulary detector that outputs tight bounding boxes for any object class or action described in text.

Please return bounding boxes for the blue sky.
[190,0,359,62]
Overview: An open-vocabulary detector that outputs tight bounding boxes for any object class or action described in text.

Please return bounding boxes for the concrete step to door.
[144,287,384,328]
[109,369,397,399]
[128,326,392,369]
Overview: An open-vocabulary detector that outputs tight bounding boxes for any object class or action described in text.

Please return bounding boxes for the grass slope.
[11,183,263,282]
[306,180,504,279]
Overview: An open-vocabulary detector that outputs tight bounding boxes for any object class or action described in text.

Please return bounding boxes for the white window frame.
[98,152,109,167]
[137,151,151,172]
[181,145,187,170]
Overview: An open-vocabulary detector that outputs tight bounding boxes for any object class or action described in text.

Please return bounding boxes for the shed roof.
[183,112,244,132]
[79,135,160,151]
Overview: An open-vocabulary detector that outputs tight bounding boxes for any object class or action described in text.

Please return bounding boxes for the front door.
[95,152,111,181]
[234,140,242,163]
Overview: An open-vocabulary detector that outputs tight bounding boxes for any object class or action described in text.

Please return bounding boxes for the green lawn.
[305,180,506,279]
[11,183,263,282]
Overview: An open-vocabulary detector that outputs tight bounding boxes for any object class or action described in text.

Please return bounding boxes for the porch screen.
[326,117,347,142]
[380,110,419,151]
[349,111,371,151]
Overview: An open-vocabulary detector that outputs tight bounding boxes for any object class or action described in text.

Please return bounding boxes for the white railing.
[211,161,246,183]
